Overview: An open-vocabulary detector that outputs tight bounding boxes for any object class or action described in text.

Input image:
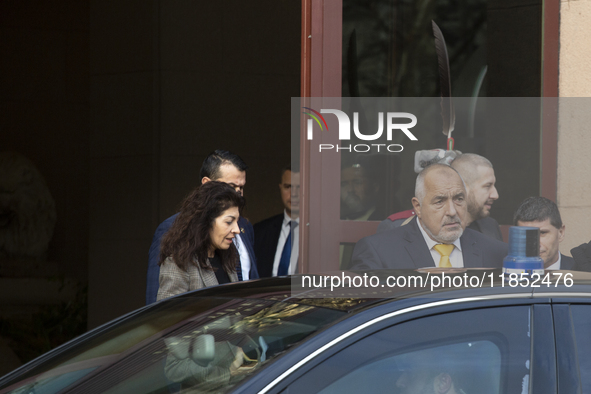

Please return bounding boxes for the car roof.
[169,268,591,313]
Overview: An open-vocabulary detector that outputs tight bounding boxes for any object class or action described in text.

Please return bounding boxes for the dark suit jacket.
[560,253,576,270]
[569,242,591,272]
[146,213,258,305]
[351,217,508,270]
[467,217,503,242]
[253,214,284,278]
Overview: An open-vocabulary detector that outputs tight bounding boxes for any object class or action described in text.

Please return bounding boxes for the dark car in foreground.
[1,269,591,393]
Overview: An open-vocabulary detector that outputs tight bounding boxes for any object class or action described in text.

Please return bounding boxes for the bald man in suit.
[378,153,503,242]
[352,164,507,270]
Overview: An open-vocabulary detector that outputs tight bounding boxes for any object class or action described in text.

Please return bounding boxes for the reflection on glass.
[340,242,357,270]
[342,0,543,98]
[570,305,591,393]
[340,153,400,223]
[340,152,402,226]
[319,341,502,394]
[342,0,489,98]
[341,162,382,221]
[339,0,543,226]
[0,298,345,394]
[321,97,542,226]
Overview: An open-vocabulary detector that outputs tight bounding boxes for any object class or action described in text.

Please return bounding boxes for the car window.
[318,341,501,394]
[286,305,532,394]
[568,304,591,393]
[0,297,345,394]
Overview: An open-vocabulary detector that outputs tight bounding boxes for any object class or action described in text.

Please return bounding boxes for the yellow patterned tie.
[433,244,454,267]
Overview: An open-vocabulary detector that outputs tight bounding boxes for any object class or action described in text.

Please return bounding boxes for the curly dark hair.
[159,181,245,273]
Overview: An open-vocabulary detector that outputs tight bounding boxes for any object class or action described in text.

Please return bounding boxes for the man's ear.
[558,224,566,243]
[411,197,421,218]
[433,373,452,393]
[202,177,211,185]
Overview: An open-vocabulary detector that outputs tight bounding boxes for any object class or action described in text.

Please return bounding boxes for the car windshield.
[0,296,345,394]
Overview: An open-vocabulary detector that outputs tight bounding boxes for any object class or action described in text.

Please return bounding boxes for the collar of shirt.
[417,218,463,267]
[232,233,250,280]
[282,210,300,227]
[546,253,562,270]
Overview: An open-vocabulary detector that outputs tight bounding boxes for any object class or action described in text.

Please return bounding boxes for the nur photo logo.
[302,107,418,153]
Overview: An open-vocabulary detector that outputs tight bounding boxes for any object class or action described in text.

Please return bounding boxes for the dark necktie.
[278,221,297,275]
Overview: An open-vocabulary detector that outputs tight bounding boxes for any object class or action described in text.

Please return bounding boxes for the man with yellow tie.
[351,164,508,270]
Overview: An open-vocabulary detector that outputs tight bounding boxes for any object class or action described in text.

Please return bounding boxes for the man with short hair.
[377,153,503,242]
[254,167,300,277]
[450,153,502,241]
[514,196,576,270]
[351,164,507,270]
[146,150,259,304]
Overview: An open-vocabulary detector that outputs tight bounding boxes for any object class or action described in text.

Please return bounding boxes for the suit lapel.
[237,217,252,272]
[256,214,284,277]
[199,261,220,288]
[404,218,437,268]
[269,215,283,252]
[460,230,483,268]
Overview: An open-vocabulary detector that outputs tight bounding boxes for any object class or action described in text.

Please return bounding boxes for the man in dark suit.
[146,150,259,304]
[254,167,299,277]
[377,153,503,242]
[571,241,591,271]
[514,196,578,270]
[351,164,508,270]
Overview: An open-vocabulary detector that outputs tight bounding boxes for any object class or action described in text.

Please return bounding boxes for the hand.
[229,347,245,376]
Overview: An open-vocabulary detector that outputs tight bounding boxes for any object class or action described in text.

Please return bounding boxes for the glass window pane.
[339,0,543,226]
[319,340,501,394]
[342,0,542,98]
[288,306,531,393]
[0,298,345,394]
[569,305,591,393]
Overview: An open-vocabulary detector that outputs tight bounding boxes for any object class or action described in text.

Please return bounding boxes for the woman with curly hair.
[157,181,245,301]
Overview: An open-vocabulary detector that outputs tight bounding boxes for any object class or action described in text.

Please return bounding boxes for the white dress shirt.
[546,253,561,270]
[272,211,300,276]
[417,219,464,268]
[233,233,251,280]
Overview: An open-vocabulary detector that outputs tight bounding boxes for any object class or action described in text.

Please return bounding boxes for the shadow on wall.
[0,152,87,372]
[0,151,56,260]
